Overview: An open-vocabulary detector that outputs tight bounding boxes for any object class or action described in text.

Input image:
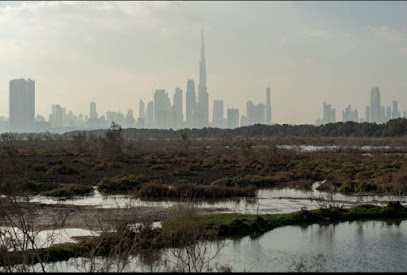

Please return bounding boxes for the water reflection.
[14,219,407,272]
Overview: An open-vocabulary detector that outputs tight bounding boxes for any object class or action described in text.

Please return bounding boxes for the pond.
[18,219,407,272]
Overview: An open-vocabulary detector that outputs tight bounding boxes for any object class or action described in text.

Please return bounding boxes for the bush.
[47,160,63,165]
[97,174,149,193]
[211,175,275,188]
[41,184,93,197]
[170,167,199,176]
[338,180,377,194]
[46,164,79,175]
[150,164,171,170]
[137,181,170,197]
[137,182,256,199]
[24,181,59,194]
[32,164,47,172]
[99,122,124,161]
[93,161,123,171]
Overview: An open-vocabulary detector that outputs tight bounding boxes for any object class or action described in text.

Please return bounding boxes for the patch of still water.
[19,219,407,272]
[28,182,405,214]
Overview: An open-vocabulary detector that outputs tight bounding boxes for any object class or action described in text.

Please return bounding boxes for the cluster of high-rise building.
[1,30,273,134]
[316,87,406,125]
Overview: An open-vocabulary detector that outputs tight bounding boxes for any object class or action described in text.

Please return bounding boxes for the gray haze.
[1,1,407,124]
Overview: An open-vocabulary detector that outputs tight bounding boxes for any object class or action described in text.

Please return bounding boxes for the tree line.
[5,118,407,140]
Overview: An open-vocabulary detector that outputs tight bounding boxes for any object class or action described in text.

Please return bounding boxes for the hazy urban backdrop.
[2,1,407,132]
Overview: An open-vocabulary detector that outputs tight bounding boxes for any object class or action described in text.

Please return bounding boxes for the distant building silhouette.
[227,108,239,129]
[50,104,63,128]
[385,106,391,123]
[240,115,247,127]
[106,111,125,126]
[90,102,97,120]
[125,109,135,128]
[246,101,266,125]
[138,99,145,128]
[87,101,101,129]
[212,100,224,128]
[392,101,400,119]
[266,86,272,125]
[146,101,154,128]
[197,29,209,128]
[365,106,371,123]
[139,100,145,119]
[9,78,35,132]
[379,105,385,124]
[173,88,183,129]
[186,79,196,128]
[324,102,336,124]
[154,89,171,129]
[342,105,358,122]
[370,87,380,123]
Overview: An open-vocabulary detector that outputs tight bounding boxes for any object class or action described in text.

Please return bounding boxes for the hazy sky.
[1,1,407,124]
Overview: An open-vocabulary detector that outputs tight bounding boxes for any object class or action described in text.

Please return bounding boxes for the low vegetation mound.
[97,174,149,193]
[93,161,123,171]
[211,174,275,188]
[163,203,407,237]
[46,164,79,175]
[24,181,60,194]
[41,184,94,197]
[137,182,256,199]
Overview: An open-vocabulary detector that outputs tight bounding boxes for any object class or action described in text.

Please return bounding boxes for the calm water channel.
[5,174,407,272]
[29,182,405,214]
[21,219,407,272]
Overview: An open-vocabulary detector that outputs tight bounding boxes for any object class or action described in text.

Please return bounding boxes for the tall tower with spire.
[197,28,209,127]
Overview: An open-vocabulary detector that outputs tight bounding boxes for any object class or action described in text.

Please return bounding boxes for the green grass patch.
[163,202,407,237]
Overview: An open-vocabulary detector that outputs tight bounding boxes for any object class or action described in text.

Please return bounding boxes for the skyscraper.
[266,86,272,125]
[227,108,239,129]
[392,101,400,119]
[212,100,224,128]
[138,100,145,128]
[386,106,391,123]
[322,102,335,124]
[365,106,371,123]
[153,89,171,129]
[90,102,97,120]
[139,100,145,119]
[197,29,209,128]
[9,78,35,132]
[370,87,380,123]
[146,101,154,128]
[51,104,63,128]
[342,105,358,122]
[186,79,196,128]
[379,106,385,124]
[173,88,183,129]
[125,109,135,128]
[246,101,266,125]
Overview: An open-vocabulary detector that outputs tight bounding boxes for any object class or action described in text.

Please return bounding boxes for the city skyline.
[2,2,407,124]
